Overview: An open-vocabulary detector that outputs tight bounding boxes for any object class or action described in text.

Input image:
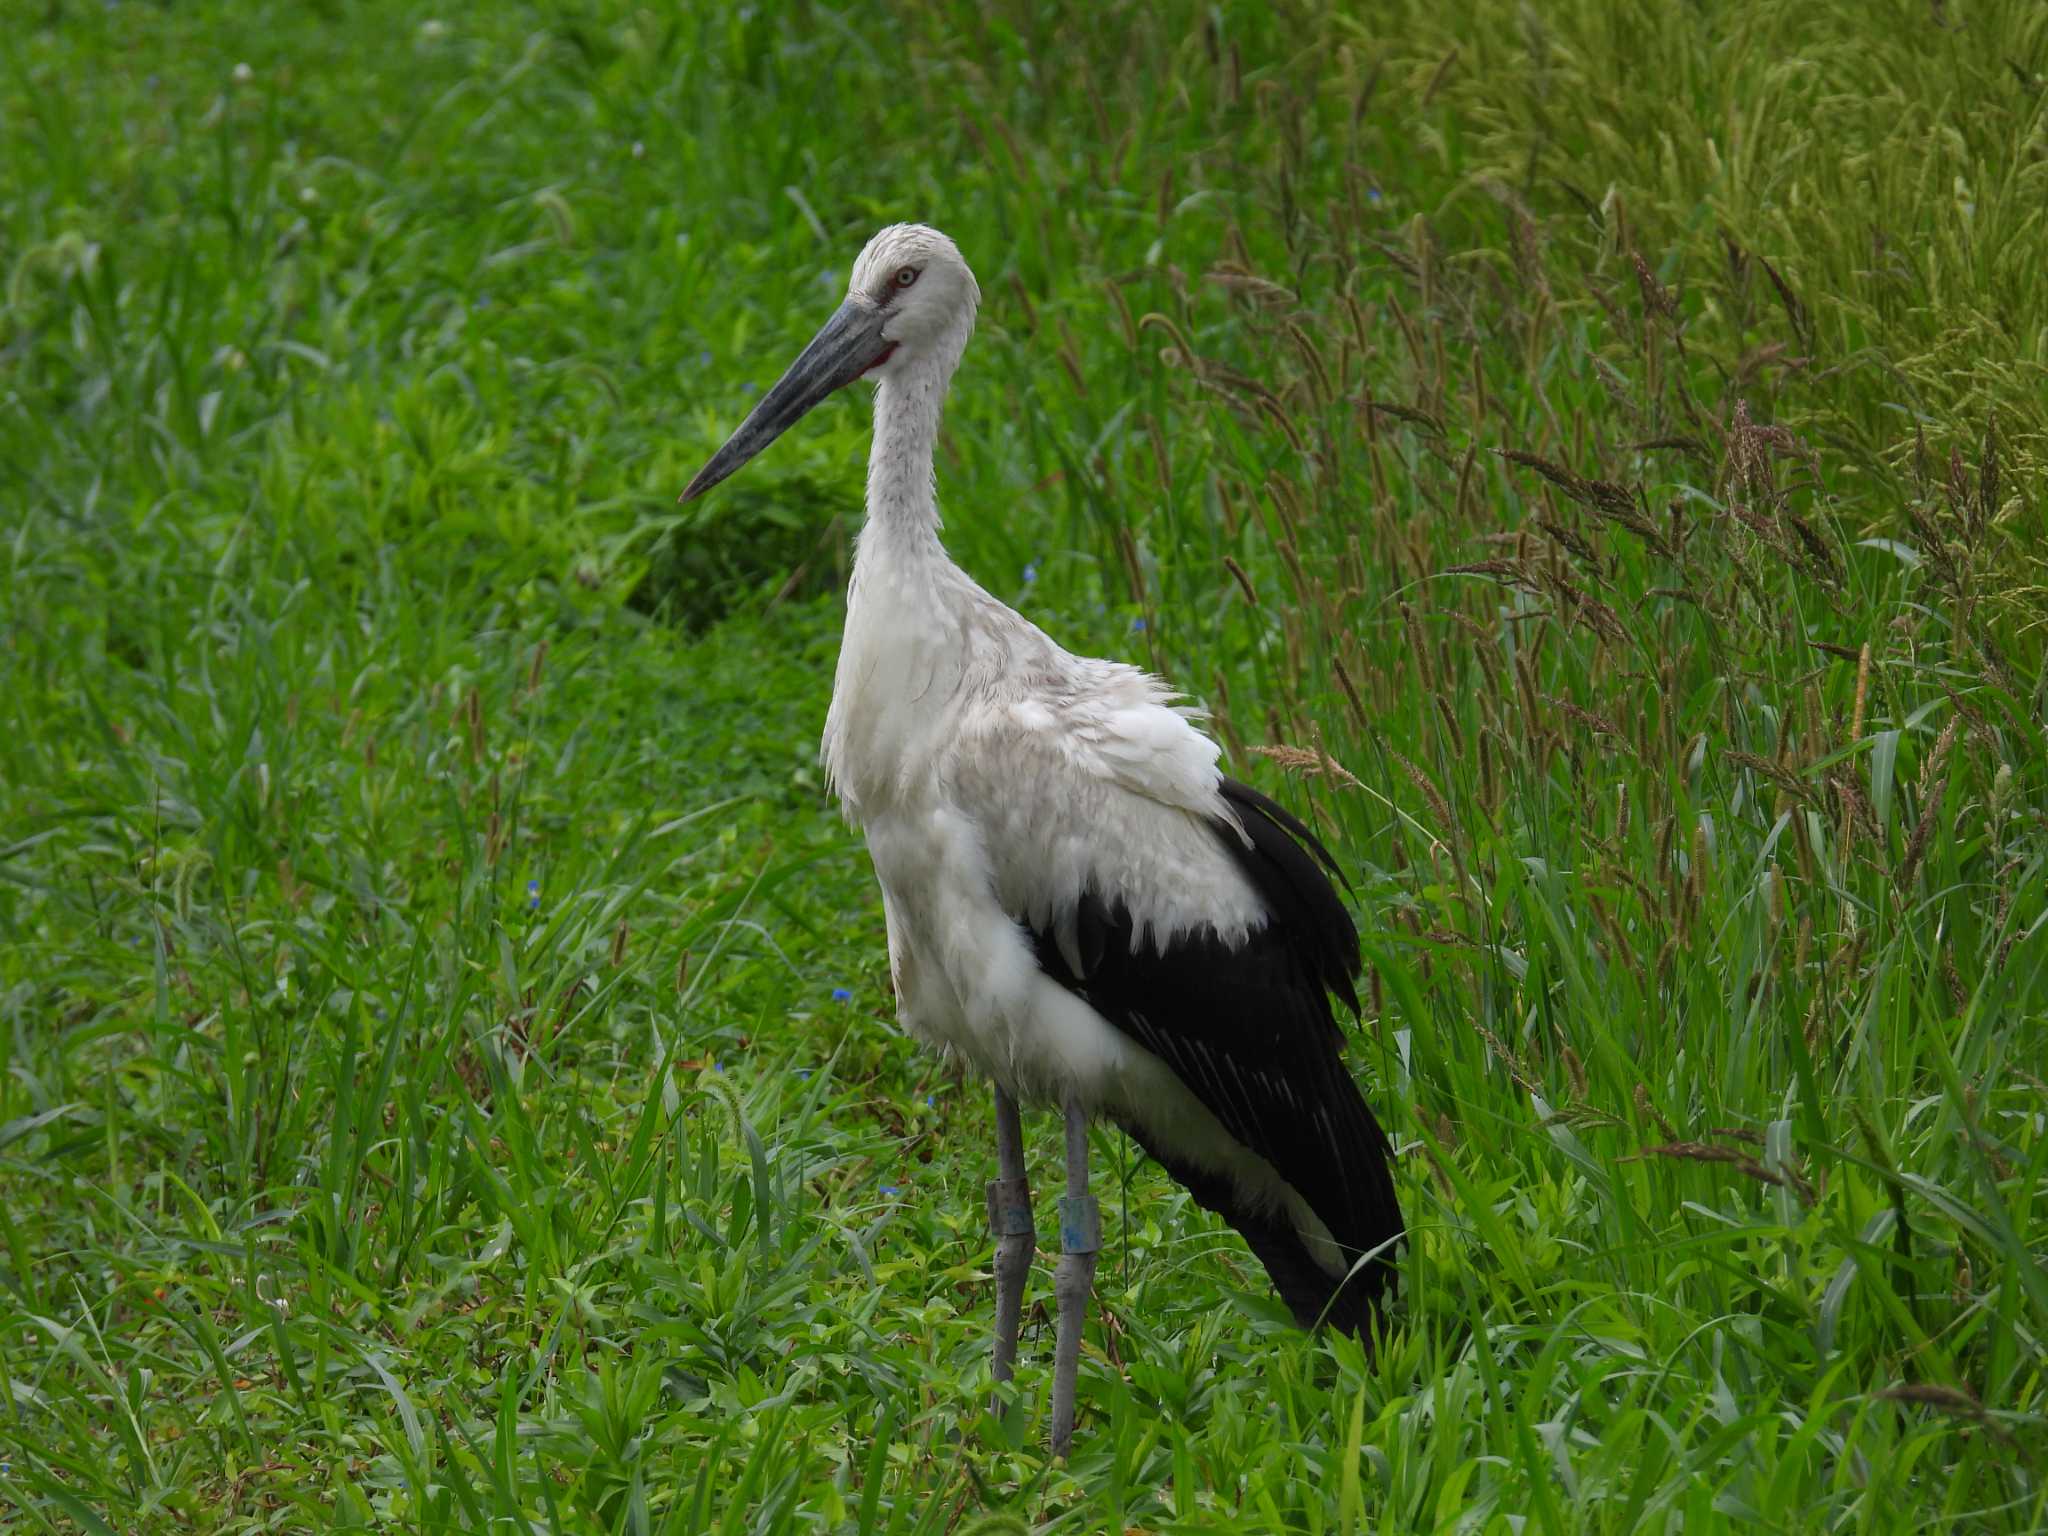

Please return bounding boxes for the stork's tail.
[1117,1091,1398,1335]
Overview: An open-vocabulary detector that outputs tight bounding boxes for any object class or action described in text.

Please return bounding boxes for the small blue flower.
[1367,186,1384,205]
[711,1060,722,1072]
[1022,562,1039,585]
[831,986,852,1002]
[880,1183,901,1197]
[1131,617,1147,632]
[796,1069,810,1080]
[526,879,540,911]
[925,1095,934,1107]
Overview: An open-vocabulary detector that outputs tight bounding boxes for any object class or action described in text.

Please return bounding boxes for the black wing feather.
[1027,776,1401,1330]
[1217,776,1360,1013]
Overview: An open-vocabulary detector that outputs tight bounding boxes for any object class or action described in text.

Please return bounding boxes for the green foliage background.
[3,1,2044,1530]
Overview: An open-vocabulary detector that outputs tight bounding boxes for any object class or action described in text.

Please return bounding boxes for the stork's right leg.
[1049,1098,1099,1458]
[987,1084,1034,1397]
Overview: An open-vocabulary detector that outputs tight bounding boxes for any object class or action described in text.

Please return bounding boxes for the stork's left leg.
[1049,1098,1099,1458]
[987,1084,1034,1401]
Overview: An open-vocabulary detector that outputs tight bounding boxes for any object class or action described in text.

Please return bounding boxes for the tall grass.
[3,1,2043,1531]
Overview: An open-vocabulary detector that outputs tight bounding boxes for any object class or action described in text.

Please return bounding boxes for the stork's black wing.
[1027,778,1401,1330]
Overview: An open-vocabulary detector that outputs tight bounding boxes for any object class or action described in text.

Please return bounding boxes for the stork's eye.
[894,266,920,289]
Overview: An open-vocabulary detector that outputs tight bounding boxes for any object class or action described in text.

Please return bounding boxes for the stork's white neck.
[861,355,956,559]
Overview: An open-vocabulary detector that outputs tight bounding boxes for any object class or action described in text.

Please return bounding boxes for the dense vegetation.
[3,1,2043,1530]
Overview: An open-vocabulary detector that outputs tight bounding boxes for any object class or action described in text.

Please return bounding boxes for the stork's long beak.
[679,298,893,502]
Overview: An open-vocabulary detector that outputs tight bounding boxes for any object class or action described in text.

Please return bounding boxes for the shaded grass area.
[4,0,2046,1531]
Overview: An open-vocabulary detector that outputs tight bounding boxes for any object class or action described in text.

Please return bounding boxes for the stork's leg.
[986,1084,1034,1398]
[1049,1098,1099,1458]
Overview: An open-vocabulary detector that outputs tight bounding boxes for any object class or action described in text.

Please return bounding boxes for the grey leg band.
[988,1176,1034,1236]
[1058,1193,1101,1254]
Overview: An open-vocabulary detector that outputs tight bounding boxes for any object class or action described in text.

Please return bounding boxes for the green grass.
[3,1,2045,1531]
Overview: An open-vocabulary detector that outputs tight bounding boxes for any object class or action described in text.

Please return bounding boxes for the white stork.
[681,224,1402,1455]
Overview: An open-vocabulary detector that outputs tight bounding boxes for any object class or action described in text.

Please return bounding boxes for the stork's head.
[681,223,980,502]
